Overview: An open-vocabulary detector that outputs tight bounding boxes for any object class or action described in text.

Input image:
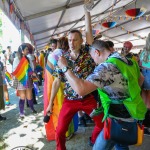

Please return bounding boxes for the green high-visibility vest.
[98,57,147,122]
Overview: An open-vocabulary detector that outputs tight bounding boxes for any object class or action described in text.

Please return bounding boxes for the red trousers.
[56,95,104,150]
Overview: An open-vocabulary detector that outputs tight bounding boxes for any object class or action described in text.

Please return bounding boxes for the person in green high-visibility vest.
[57,40,147,150]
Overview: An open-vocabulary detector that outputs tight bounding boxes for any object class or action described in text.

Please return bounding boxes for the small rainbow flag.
[5,71,12,82]
[32,76,39,83]
[12,57,32,86]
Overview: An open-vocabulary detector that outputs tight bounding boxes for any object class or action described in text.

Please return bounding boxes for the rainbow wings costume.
[44,59,78,141]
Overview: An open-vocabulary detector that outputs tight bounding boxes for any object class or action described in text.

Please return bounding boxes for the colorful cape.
[12,57,32,86]
[44,64,78,141]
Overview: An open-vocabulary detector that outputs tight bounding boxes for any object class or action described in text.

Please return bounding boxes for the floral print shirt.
[53,47,95,100]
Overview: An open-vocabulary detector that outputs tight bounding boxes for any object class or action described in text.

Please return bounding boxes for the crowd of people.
[0,1,150,150]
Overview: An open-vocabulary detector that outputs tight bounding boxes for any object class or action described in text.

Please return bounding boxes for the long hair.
[142,33,150,63]
[17,43,29,62]
[57,37,69,52]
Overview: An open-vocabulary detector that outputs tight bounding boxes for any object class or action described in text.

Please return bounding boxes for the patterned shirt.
[87,52,130,100]
[140,50,150,68]
[53,47,95,100]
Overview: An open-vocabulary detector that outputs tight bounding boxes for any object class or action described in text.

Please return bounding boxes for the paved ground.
[0,86,150,150]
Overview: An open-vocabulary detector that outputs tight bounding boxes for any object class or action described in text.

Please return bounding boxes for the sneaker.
[89,107,103,118]
[19,114,25,119]
[37,89,41,93]
[32,110,37,114]
[144,128,150,136]
[66,133,74,141]
[5,102,12,106]
[88,137,94,147]
[78,116,87,127]
[0,115,6,121]
[84,114,94,124]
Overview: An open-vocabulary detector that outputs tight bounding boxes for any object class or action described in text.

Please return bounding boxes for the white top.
[0,53,7,66]
[27,54,35,71]
[12,57,20,72]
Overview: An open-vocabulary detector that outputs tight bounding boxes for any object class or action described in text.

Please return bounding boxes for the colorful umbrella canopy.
[102,21,117,28]
[125,8,147,18]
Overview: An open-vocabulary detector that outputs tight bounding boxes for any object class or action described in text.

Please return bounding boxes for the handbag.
[135,124,144,146]
[104,118,138,145]
[10,77,18,89]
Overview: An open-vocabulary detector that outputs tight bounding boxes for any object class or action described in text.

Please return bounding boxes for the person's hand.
[2,75,5,80]
[84,0,94,12]
[32,72,37,76]
[58,56,68,69]
[4,66,7,72]
[46,104,53,114]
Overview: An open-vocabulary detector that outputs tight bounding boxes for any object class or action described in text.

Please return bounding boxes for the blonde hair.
[143,33,150,62]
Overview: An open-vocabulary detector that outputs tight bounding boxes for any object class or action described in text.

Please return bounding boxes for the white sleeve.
[12,57,20,72]
[27,54,35,71]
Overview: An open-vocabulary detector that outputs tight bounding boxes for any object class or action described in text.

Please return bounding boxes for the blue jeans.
[142,69,150,90]
[93,129,129,150]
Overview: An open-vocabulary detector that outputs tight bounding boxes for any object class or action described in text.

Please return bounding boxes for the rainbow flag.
[32,76,39,83]
[12,57,32,86]
[44,66,78,141]
[5,71,12,82]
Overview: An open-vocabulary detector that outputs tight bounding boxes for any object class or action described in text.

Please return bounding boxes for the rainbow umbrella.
[125,8,147,18]
[102,21,117,28]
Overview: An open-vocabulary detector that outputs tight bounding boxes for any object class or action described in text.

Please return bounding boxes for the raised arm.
[84,2,93,45]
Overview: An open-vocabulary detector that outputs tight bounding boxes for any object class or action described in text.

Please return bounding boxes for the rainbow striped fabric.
[5,71,12,82]
[12,57,32,86]
[32,76,39,83]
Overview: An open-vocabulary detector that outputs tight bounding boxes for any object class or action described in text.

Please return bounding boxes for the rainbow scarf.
[12,57,32,86]
[5,71,12,82]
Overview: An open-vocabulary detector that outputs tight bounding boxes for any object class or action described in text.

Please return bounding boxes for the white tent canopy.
[0,0,150,52]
